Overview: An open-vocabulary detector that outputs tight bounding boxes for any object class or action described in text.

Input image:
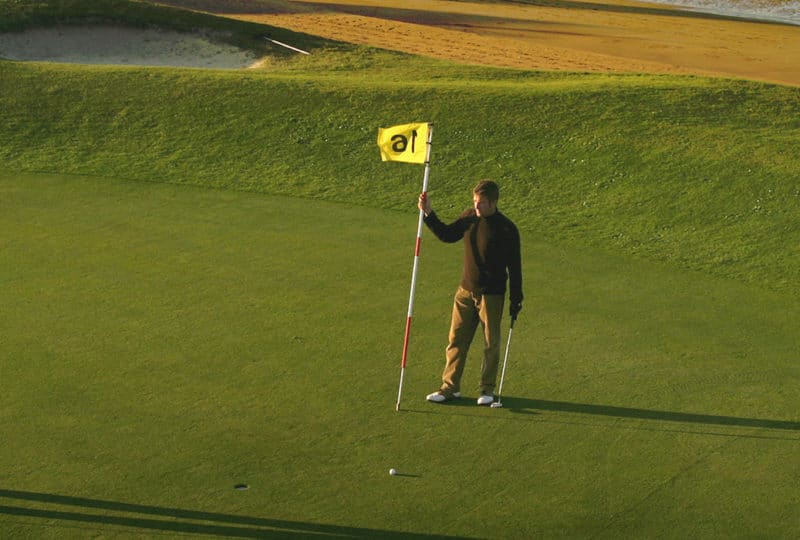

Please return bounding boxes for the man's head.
[473,180,499,217]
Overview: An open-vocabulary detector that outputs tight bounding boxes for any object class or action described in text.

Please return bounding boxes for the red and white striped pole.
[396,124,433,411]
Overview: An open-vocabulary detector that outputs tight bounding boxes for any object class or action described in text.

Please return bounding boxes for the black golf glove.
[509,300,522,319]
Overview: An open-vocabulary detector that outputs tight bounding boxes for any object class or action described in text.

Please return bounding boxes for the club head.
[490,402,503,408]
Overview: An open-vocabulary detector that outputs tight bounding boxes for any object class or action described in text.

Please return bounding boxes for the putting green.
[2,172,799,538]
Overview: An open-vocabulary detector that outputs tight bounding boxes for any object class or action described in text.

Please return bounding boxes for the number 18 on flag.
[377,122,430,164]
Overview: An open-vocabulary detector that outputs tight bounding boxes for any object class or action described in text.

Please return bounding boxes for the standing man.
[419,180,523,405]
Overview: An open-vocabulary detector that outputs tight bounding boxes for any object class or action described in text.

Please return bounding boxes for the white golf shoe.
[426,391,461,403]
[476,392,495,406]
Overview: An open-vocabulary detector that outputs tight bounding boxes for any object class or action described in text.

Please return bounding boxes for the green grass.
[1,55,798,294]
[2,0,800,537]
[2,172,799,539]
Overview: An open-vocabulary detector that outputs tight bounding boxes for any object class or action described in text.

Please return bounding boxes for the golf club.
[490,315,516,408]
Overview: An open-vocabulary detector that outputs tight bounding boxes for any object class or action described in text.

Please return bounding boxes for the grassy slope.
[1,2,798,294]
[1,54,799,294]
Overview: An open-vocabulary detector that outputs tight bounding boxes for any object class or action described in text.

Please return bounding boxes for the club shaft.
[495,318,516,402]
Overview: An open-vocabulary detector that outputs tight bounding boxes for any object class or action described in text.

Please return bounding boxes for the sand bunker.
[0,25,258,69]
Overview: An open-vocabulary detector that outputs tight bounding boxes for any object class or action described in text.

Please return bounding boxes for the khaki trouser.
[440,286,505,395]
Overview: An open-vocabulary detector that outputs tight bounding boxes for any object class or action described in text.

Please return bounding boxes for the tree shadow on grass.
[0,489,465,539]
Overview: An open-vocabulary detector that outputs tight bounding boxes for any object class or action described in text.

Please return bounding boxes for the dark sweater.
[423,208,523,303]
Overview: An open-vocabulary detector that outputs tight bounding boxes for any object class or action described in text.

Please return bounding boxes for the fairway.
[3,173,799,538]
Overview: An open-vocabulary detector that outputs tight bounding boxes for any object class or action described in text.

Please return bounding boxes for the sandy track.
[229,0,800,85]
[243,11,699,74]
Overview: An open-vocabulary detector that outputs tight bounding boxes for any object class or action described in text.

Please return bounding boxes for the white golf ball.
[389,468,397,476]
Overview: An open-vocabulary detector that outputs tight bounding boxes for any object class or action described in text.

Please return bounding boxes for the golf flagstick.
[396,124,434,411]
[490,315,516,409]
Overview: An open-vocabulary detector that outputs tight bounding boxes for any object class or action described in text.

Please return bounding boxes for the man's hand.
[418,192,432,216]
[509,300,522,319]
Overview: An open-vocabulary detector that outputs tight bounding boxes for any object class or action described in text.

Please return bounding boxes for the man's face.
[473,193,497,217]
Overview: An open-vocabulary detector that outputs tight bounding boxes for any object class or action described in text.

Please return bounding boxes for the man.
[419,180,523,405]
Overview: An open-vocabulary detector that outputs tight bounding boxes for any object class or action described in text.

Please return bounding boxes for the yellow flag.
[377,123,429,164]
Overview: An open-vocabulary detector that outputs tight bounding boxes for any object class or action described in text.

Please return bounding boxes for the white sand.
[0,25,259,69]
